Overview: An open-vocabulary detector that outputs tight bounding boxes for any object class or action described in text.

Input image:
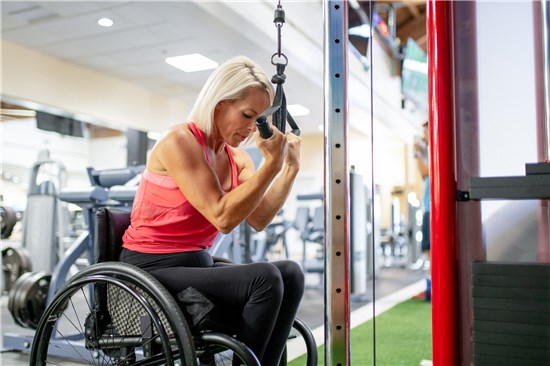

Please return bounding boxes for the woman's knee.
[249,262,284,295]
[279,260,305,283]
[274,260,305,296]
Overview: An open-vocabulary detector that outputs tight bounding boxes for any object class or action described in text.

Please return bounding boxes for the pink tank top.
[122,122,239,254]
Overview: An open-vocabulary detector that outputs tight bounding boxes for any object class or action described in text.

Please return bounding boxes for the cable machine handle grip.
[256,116,273,139]
[290,128,301,137]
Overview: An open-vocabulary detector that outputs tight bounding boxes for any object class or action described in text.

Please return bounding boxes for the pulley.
[8,271,51,329]
[2,246,32,293]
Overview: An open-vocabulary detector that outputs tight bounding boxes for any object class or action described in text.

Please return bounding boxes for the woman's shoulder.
[147,122,202,172]
[157,123,199,148]
[227,145,254,171]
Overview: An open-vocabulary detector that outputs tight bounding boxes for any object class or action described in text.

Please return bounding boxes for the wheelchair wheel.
[194,318,317,366]
[278,318,318,366]
[30,262,196,366]
[195,331,260,366]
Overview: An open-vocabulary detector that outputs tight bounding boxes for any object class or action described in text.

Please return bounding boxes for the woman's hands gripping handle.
[255,104,301,139]
[256,115,274,139]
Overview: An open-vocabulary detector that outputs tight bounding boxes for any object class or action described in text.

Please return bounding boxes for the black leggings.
[119,248,305,366]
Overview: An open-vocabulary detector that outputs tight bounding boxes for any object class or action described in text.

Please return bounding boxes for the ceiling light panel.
[3,2,58,24]
[97,17,113,27]
[33,2,105,17]
[287,104,310,117]
[165,53,218,73]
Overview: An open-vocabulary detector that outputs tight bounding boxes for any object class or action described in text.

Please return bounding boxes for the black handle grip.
[256,116,273,139]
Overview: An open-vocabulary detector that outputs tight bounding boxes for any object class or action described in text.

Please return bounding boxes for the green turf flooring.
[289,298,432,366]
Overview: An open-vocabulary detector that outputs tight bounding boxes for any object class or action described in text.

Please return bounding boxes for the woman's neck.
[204,127,226,154]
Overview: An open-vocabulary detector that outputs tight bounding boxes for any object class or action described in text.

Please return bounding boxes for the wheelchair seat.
[94,206,131,263]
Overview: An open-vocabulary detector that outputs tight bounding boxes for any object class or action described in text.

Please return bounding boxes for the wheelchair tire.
[30,262,196,366]
[194,318,317,366]
[195,331,261,366]
[279,318,318,366]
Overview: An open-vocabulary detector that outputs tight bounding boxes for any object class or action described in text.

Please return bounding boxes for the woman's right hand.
[255,125,287,172]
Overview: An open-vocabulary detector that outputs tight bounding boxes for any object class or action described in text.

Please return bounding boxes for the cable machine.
[262,1,352,364]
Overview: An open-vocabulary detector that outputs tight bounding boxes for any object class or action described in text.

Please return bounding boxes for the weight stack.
[472,261,550,365]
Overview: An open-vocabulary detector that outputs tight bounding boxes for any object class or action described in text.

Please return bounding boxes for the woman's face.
[214,87,271,147]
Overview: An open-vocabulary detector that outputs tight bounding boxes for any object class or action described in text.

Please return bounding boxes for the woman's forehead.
[240,88,270,105]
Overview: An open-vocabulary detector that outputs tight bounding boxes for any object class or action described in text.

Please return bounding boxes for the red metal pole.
[427,1,459,364]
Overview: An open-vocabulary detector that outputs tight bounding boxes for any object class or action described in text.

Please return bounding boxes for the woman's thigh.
[149,262,282,308]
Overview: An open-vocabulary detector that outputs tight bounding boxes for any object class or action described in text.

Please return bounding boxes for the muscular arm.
[149,125,287,234]
[241,132,301,231]
[244,163,299,231]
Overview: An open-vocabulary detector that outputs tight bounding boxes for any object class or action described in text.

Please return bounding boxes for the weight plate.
[0,205,17,239]
[7,271,34,328]
[2,246,32,293]
[8,271,51,329]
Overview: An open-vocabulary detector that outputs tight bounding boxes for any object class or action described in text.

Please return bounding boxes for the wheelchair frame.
[29,207,318,366]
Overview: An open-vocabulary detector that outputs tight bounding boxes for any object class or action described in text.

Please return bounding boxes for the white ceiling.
[1,1,326,135]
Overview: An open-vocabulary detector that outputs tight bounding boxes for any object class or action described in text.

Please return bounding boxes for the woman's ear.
[215,101,226,111]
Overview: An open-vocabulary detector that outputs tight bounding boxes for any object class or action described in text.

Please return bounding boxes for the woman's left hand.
[284,132,301,169]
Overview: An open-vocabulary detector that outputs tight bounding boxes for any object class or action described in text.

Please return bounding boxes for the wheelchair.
[30,207,318,366]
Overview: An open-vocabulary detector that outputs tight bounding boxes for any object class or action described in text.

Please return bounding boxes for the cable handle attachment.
[255,107,301,139]
[271,53,288,67]
[256,105,280,139]
[256,1,301,140]
[256,116,273,139]
[255,117,300,139]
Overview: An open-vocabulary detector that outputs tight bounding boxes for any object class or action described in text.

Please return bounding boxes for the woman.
[120,55,304,366]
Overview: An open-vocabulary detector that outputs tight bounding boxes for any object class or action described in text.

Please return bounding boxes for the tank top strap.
[188,122,210,163]
[225,145,239,190]
[188,122,239,190]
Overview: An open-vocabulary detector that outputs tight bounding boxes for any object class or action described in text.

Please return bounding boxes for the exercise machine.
[3,165,143,348]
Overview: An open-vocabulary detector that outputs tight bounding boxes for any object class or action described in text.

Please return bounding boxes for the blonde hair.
[188,56,275,136]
